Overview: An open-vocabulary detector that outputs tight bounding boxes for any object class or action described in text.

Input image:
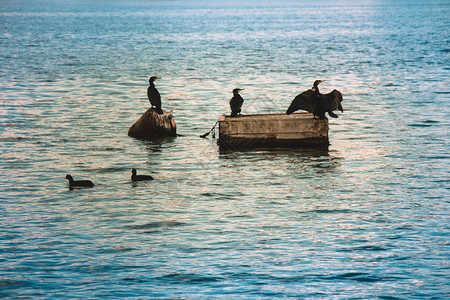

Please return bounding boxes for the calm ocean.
[1,0,449,298]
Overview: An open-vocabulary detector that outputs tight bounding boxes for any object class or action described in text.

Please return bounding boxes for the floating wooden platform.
[218,112,329,149]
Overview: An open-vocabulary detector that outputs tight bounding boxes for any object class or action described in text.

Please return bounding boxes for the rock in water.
[128,108,177,138]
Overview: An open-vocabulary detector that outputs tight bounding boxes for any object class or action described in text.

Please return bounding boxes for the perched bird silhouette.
[131,168,154,181]
[286,80,343,119]
[314,89,344,120]
[229,88,244,117]
[286,80,322,115]
[65,174,94,189]
[147,76,163,114]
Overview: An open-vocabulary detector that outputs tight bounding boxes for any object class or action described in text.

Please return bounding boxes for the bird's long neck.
[150,81,155,88]
[313,85,320,95]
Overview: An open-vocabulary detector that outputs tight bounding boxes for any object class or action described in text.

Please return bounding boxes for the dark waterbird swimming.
[131,168,154,181]
[229,88,244,117]
[65,174,94,189]
[148,76,163,114]
[286,80,343,119]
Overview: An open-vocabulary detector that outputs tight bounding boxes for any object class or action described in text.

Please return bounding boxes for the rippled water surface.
[1,0,449,298]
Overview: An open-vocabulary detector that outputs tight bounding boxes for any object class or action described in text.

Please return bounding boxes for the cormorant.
[286,80,322,115]
[131,168,154,181]
[65,174,94,188]
[286,80,343,119]
[147,76,163,114]
[229,88,244,117]
[314,89,343,120]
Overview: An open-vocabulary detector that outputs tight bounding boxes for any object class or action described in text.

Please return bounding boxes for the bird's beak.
[239,88,245,91]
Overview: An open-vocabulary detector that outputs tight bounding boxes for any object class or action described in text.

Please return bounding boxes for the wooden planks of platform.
[218,112,329,149]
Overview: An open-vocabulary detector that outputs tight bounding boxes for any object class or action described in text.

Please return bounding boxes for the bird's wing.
[230,95,244,110]
[237,95,244,109]
[148,87,161,103]
[154,89,161,104]
[319,90,343,112]
[286,90,316,114]
[334,90,344,112]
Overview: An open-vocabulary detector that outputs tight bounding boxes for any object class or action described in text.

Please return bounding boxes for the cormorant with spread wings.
[286,80,343,120]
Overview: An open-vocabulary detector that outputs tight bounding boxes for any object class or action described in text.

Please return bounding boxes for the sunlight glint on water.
[0,0,449,298]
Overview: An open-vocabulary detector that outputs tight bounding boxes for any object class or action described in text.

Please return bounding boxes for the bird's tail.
[156,107,163,114]
[230,112,237,117]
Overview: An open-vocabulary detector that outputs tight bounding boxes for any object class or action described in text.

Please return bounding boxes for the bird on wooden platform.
[286,80,343,119]
[147,76,163,114]
[65,174,94,189]
[229,88,244,117]
[314,88,343,120]
[286,80,322,115]
[131,168,154,181]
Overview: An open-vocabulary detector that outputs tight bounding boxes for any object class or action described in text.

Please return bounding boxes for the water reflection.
[133,136,178,154]
[219,146,329,157]
[2,1,448,298]
[218,146,341,176]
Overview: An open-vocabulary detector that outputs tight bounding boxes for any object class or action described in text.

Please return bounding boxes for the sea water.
[0,0,449,298]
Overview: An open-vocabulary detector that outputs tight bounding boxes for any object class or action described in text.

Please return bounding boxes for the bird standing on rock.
[147,76,163,114]
[229,88,244,117]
